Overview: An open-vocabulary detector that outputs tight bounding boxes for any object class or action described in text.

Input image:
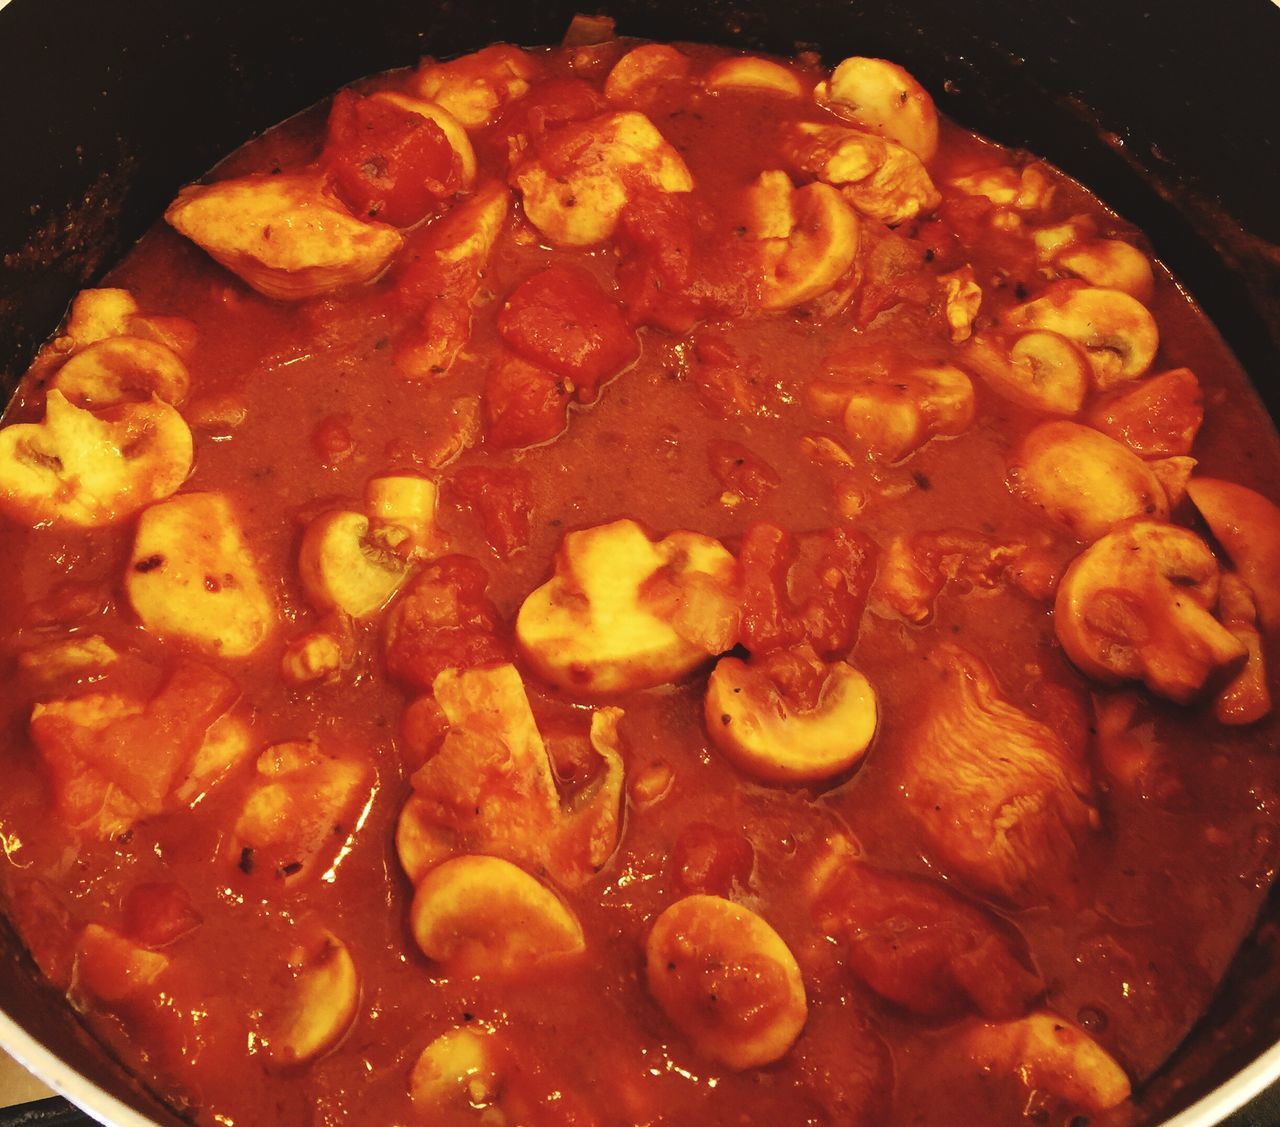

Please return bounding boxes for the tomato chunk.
[322,89,461,227]
[484,353,570,451]
[122,882,202,948]
[671,822,755,896]
[500,76,608,141]
[448,465,535,559]
[498,266,637,400]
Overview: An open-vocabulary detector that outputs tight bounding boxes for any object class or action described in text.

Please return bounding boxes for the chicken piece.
[939,265,981,342]
[394,182,510,379]
[365,473,439,559]
[899,645,1096,905]
[16,634,118,688]
[230,739,373,882]
[394,663,624,887]
[72,923,169,1006]
[264,925,359,1066]
[50,336,190,408]
[409,854,585,975]
[814,56,939,162]
[411,45,539,129]
[1055,520,1246,703]
[367,91,478,187]
[870,529,1023,625]
[165,173,403,300]
[298,510,413,619]
[740,170,860,310]
[645,894,807,1070]
[787,123,940,225]
[1186,477,1280,632]
[704,56,805,97]
[510,111,693,247]
[949,164,1055,211]
[410,1027,501,1113]
[280,629,347,687]
[1087,367,1203,458]
[965,1012,1131,1112]
[126,492,276,657]
[1001,282,1158,389]
[705,645,877,784]
[808,362,974,462]
[808,836,1041,1018]
[0,391,192,528]
[962,331,1090,416]
[1008,421,1175,542]
[604,44,693,106]
[1213,573,1271,725]
[1055,239,1154,302]
[516,519,738,696]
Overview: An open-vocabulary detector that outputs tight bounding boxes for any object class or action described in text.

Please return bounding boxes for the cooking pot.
[0,0,1276,1123]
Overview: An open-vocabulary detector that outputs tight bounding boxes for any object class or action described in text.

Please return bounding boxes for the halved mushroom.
[1001,282,1158,389]
[409,1027,501,1112]
[604,44,693,106]
[298,510,412,619]
[704,645,877,784]
[645,894,807,1070]
[517,519,738,695]
[0,391,192,528]
[126,491,276,657]
[814,56,939,162]
[1213,573,1272,725]
[1054,520,1246,703]
[704,56,804,97]
[50,336,190,408]
[165,173,403,300]
[741,170,859,310]
[1086,367,1203,458]
[965,1012,1131,1112]
[510,111,693,246]
[1055,239,1154,302]
[1008,421,1172,542]
[787,123,940,226]
[409,854,585,975]
[266,926,359,1066]
[962,331,1090,416]
[72,923,169,1006]
[1186,477,1280,632]
[411,45,539,129]
[899,645,1096,905]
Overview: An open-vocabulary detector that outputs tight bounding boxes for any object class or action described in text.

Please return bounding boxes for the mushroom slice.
[72,923,169,1006]
[704,56,804,97]
[510,111,693,247]
[0,391,192,528]
[604,44,693,106]
[411,45,539,130]
[900,645,1096,905]
[298,510,412,619]
[962,331,1090,416]
[787,123,940,226]
[266,926,360,1067]
[1008,421,1171,543]
[965,1012,1131,1112]
[1213,573,1272,725]
[367,91,478,187]
[516,519,739,695]
[1055,239,1154,302]
[165,173,403,300]
[126,492,276,657]
[1001,282,1158,389]
[741,171,859,310]
[814,56,939,162]
[1186,478,1280,633]
[705,645,877,784]
[645,894,807,1070]
[410,1027,501,1112]
[51,336,190,408]
[409,855,585,975]
[1054,520,1246,703]
[1086,367,1203,457]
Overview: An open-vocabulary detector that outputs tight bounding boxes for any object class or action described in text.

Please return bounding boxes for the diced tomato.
[448,465,535,558]
[739,523,877,657]
[383,556,510,692]
[813,859,1041,1019]
[690,332,769,418]
[484,353,571,451]
[1088,367,1203,457]
[497,266,637,400]
[322,89,461,227]
[500,76,607,141]
[706,439,780,501]
[122,882,202,949]
[671,822,755,896]
[852,224,937,328]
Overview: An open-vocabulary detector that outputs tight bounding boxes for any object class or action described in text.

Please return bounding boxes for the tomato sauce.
[0,35,1277,1127]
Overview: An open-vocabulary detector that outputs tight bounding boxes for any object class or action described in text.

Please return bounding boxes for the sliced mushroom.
[1055,239,1154,302]
[409,854,585,975]
[962,331,1090,416]
[1213,573,1272,725]
[50,336,190,408]
[645,894,807,1069]
[1008,421,1171,542]
[166,173,403,300]
[1001,282,1158,389]
[72,923,169,1006]
[510,111,693,246]
[604,44,693,106]
[266,926,359,1066]
[704,646,877,784]
[704,56,804,97]
[409,1027,501,1112]
[814,56,939,162]
[965,1012,1131,1112]
[741,171,859,310]
[1186,477,1280,632]
[1054,520,1246,703]
[298,510,412,619]
[0,391,192,528]
[411,45,539,129]
[126,492,276,656]
[516,519,738,695]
